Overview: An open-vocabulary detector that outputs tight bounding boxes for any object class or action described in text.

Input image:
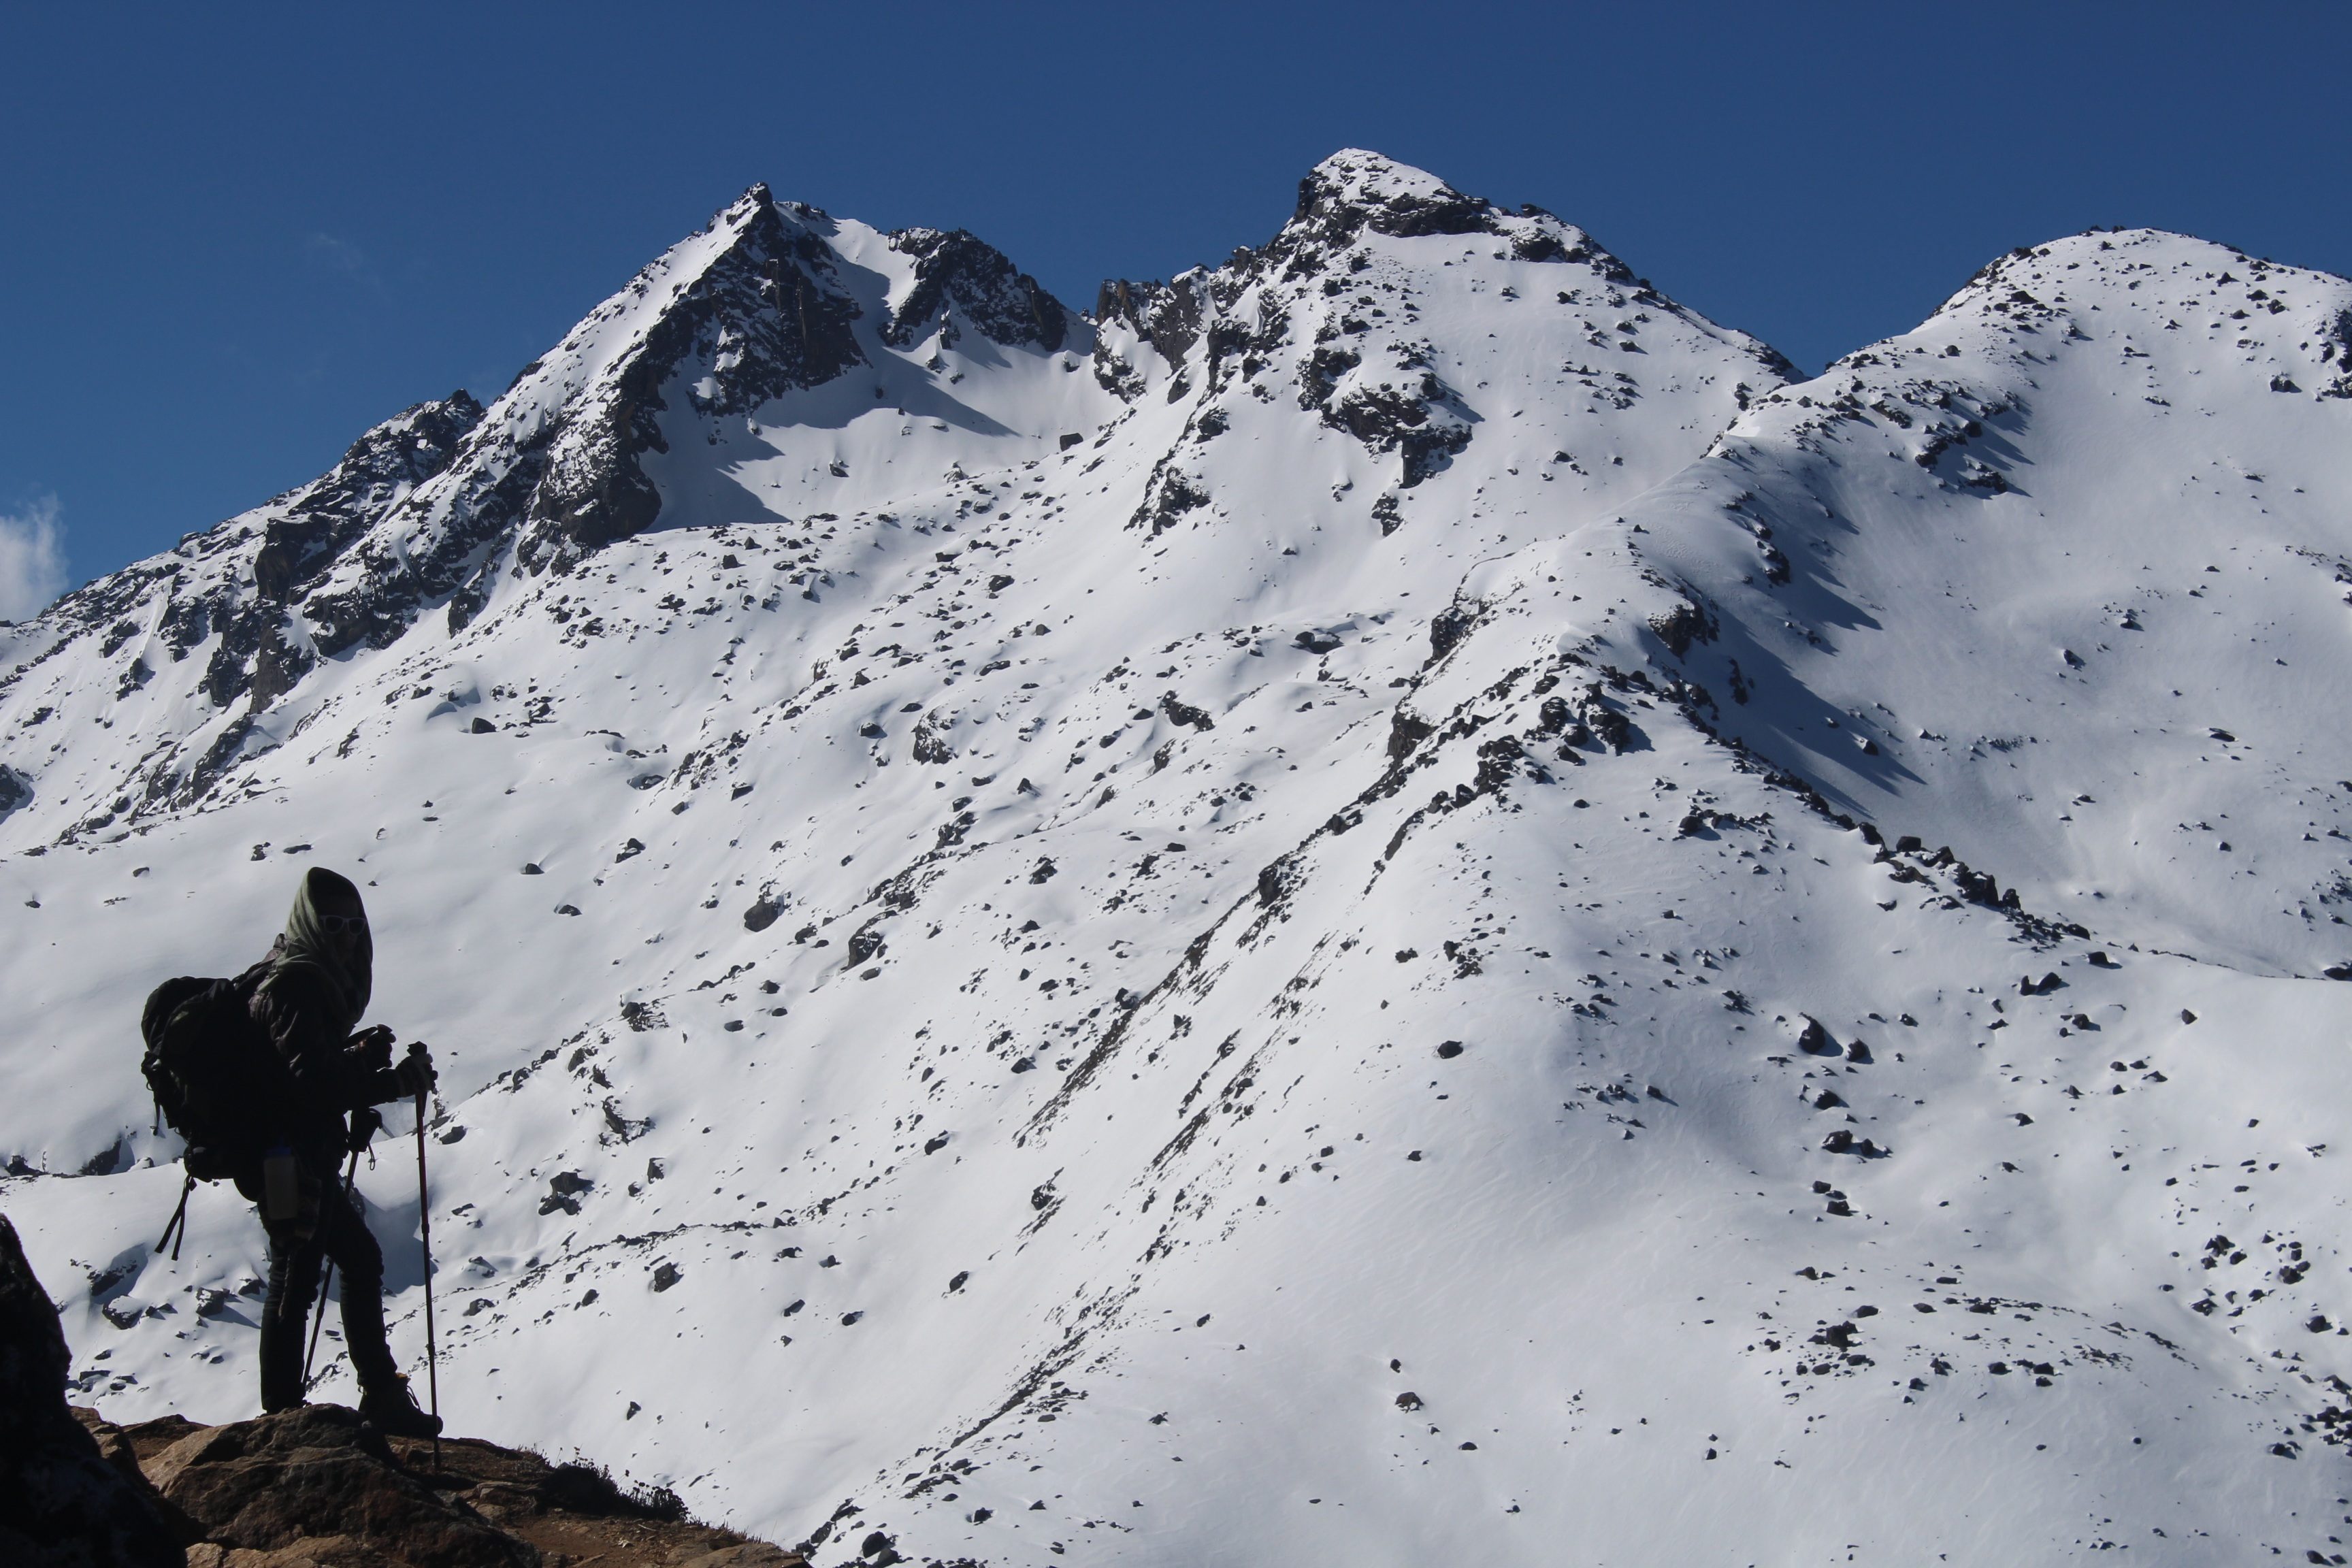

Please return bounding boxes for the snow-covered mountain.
[7,151,2352,1565]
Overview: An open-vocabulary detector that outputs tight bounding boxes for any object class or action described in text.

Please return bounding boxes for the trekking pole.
[410,1043,440,1468]
[302,1147,362,1395]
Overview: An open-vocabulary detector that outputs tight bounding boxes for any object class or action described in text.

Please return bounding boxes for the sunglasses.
[318,914,368,934]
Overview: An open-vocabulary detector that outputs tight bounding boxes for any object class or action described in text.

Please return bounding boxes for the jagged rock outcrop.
[0,1213,182,1567]
[50,1401,811,1568]
[1092,272,1208,395]
[216,394,487,710]
[4,392,483,733]
[883,227,1071,353]
[314,183,870,626]
[146,1406,536,1568]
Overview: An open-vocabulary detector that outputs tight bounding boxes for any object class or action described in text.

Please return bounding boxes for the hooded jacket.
[246,868,404,1172]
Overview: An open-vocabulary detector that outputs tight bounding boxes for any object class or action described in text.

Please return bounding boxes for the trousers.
[255,1171,395,1410]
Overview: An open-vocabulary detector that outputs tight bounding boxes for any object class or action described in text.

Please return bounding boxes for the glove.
[346,1105,384,1152]
[349,1025,397,1071]
[392,1047,438,1098]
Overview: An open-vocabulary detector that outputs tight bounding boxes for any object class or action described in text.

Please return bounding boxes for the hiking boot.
[358,1375,442,1438]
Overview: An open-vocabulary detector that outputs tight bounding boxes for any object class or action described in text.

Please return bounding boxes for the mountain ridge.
[5,153,2352,1566]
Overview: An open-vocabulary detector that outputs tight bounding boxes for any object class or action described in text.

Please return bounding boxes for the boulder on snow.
[0,1212,182,1567]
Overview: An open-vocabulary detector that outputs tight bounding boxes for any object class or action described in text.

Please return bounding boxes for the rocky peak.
[884,226,1072,354]
[0,389,486,779]
[1292,148,1492,241]
[1269,148,1639,281]
[651,186,868,420]
[303,183,874,647]
[251,392,485,605]
[1895,227,2352,406]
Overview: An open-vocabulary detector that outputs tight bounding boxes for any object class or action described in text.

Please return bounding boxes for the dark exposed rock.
[1324,373,1472,487]
[0,1213,182,1567]
[538,1171,592,1217]
[1272,151,1509,263]
[910,713,954,764]
[156,393,485,724]
[0,764,31,819]
[313,186,866,638]
[843,919,887,968]
[1158,693,1215,732]
[148,1406,532,1565]
[94,1409,793,1568]
[1297,344,1360,408]
[1129,455,1211,536]
[1427,602,1482,664]
[1576,687,1635,753]
[1473,734,1537,795]
[1256,852,1303,909]
[9,188,898,825]
[1097,274,1207,366]
[1386,708,1435,760]
[255,396,487,607]
[885,228,1071,354]
[1646,595,1717,658]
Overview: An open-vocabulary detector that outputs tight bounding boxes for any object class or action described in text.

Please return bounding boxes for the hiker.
[237,867,441,1435]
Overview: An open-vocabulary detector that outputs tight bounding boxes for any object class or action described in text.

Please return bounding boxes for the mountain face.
[5,151,2352,1565]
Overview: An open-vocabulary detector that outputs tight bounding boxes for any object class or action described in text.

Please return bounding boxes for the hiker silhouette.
[142,867,442,1435]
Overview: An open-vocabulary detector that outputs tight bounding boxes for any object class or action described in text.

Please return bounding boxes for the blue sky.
[3,0,2345,603]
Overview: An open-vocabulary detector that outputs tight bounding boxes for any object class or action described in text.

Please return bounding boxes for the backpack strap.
[154,1171,196,1260]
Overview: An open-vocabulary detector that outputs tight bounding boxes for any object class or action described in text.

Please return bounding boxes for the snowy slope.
[1636,227,2352,975]
[6,154,2352,1565]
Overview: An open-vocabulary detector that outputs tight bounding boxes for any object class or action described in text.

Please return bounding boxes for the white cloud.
[0,495,67,622]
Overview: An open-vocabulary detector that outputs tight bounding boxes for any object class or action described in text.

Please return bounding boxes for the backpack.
[140,967,289,1183]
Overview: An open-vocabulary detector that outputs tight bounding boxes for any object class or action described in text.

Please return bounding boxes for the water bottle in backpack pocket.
[261,1143,301,1222]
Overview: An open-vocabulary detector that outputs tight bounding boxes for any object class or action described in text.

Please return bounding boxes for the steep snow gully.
[8,150,2352,1563]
